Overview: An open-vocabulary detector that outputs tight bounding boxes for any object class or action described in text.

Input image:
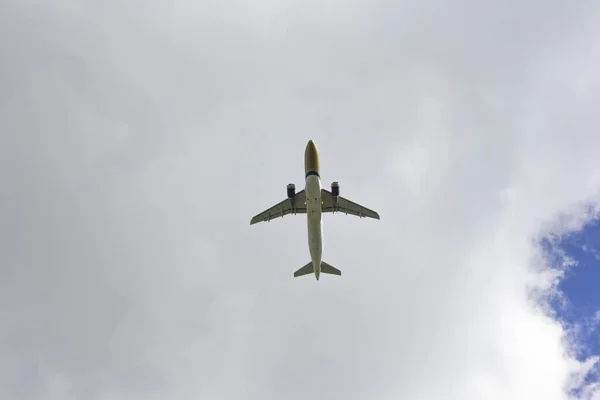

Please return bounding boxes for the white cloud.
[2,0,600,399]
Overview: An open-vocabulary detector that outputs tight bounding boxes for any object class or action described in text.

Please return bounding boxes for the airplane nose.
[305,140,320,177]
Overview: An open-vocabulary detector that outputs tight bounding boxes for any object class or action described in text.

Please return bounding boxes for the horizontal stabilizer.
[321,261,341,276]
[294,262,314,278]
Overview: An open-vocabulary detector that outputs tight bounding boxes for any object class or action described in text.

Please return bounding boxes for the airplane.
[250,140,380,280]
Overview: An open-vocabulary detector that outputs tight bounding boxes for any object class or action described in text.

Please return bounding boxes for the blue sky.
[545,218,600,388]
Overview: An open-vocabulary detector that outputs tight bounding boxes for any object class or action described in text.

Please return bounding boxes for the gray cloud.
[2,1,600,399]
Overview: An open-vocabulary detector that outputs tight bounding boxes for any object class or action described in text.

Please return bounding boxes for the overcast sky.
[2,1,600,399]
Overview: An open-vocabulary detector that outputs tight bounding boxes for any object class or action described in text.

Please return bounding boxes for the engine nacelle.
[331,181,340,197]
[287,183,296,198]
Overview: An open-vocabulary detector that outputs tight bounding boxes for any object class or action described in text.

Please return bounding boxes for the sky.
[2,0,600,399]
[544,220,600,396]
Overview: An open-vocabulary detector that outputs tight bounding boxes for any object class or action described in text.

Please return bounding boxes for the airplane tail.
[321,261,341,276]
[293,261,341,278]
[293,262,313,278]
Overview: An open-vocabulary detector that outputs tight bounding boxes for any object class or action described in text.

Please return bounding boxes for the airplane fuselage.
[306,174,323,280]
[305,140,323,280]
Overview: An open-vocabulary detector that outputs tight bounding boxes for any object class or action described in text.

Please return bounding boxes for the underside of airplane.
[250,140,380,280]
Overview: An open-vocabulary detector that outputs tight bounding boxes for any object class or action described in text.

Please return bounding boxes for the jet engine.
[331,181,340,197]
[287,183,296,198]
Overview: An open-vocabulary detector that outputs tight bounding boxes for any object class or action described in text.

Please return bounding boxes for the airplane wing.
[321,189,380,220]
[250,190,307,225]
